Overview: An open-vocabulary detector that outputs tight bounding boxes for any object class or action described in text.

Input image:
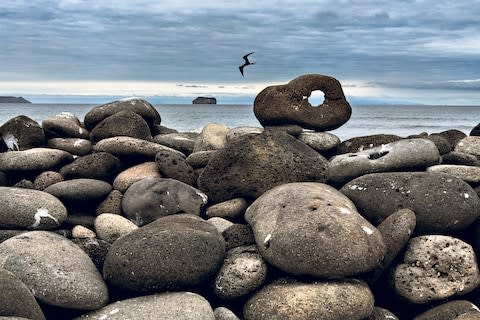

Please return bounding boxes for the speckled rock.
[0,148,72,171]
[155,149,195,185]
[95,213,138,243]
[427,164,480,183]
[59,152,122,181]
[393,235,480,304]
[222,223,255,250]
[297,131,341,152]
[214,307,241,320]
[112,161,161,193]
[442,152,480,166]
[253,74,352,131]
[456,136,480,157]
[0,268,46,320]
[0,231,109,310]
[213,245,267,300]
[427,134,452,155]
[33,171,64,190]
[206,198,249,220]
[198,130,329,202]
[0,116,45,150]
[71,225,96,239]
[42,112,89,139]
[47,138,91,156]
[0,187,66,229]
[75,292,215,320]
[84,97,161,131]
[93,136,183,163]
[186,150,217,168]
[243,278,374,320]
[437,129,467,148]
[245,182,386,278]
[72,237,111,271]
[122,177,207,226]
[329,139,440,185]
[103,214,225,292]
[89,110,153,143]
[226,126,263,142]
[95,190,123,215]
[366,307,399,320]
[193,123,230,152]
[413,300,480,320]
[337,134,403,154]
[44,178,112,203]
[208,217,234,234]
[341,172,480,234]
[153,132,198,155]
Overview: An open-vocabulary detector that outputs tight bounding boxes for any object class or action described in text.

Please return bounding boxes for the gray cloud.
[0,0,479,103]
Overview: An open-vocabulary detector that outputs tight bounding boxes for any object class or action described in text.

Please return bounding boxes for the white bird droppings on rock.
[362,225,374,235]
[3,133,19,150]
[31,208,59,228]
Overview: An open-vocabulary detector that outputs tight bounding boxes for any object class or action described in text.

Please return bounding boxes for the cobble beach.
[1,75,480,319]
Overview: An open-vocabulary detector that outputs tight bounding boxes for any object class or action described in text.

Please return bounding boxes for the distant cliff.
[192,97,217,104]
[0,96,31,103]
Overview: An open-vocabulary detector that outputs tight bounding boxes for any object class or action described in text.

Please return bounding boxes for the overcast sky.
[0,0,479,104]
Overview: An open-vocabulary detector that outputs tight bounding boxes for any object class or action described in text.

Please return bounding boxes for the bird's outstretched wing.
[239,65,245,77]
[243,51,255,63]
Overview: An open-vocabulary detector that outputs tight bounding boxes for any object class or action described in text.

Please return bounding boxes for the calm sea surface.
[0,103,479,141]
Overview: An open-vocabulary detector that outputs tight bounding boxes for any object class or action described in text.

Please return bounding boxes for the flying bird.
[239,51,255,77]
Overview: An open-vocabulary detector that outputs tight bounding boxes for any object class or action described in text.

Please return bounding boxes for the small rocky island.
[192,96,216,104]
[0,96,31,103]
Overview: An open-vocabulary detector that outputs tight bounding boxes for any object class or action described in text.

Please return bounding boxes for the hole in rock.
[305,90,325,106]
[368,150,389,160]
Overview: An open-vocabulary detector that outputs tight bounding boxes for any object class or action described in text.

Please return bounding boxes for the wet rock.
[42,112,89,139]
[193,123,230,152]
[89,110,153,143]
[198,130,329,202]
[84,97,161,131]
[0,268,46,320]
[0,187,66,229]
[413,300,480,320]
[253,74,352,131]
[94,213,138,243]
[75,292,215,320]
[155,149,195,185]
[393,235,480,304]
[0,148,72,171]
[103,214,225,292]
[442,151,480,166]
[186,150,217,168]
[244,278,374,320]
[122,177,207,226]
[329,139,440,185]
[245,182,385,278]
[47,138,92,156]
[226,126,263,142]
[44,178,112,203]
[427,164,480,183]
[297,131,340,152]
[153,132,198,155]
[72,237,111,271]
[0,231,109,310]
[95,190,123,215]
[112,161,161,193]
[206,198,249,220]
[341,172,480,234]
[59,152,122,181]
[33,171,64,190]
[456,136,480,157]
[0,116,45,150]
[213,245,267,300]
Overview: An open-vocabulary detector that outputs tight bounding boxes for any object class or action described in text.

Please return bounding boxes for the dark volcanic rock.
[470,123,480,136]
[341,172,480,234]
[0,116,45,150]
[89,110,153,143]
[42,112,89,139]
[193,96,217,104]
[245,182,386,278]
[47,138,92,156]
[59,152,122,182]
[103,214,225,292]
[437,129,467,147]
[442,151,480,166]
[198,130,329,202]
[44,178,112,203]
[122,177,208,226]
[72,237,111,271]
[337,134,403,154]
[155,149,195,185]
[253,74,352,131]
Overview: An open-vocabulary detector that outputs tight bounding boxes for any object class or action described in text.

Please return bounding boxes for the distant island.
[192,96,217,104]
[0,96,31,103]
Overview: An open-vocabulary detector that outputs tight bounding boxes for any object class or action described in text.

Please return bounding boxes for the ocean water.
[0,103,479,141]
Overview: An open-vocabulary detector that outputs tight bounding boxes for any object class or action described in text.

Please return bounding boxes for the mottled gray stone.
[94,213,138,243]
[47,138,91,156]
[42,112,89,139]
[427,164,480,183]
[103,214,225,292]
[226,126,263,142]
[0,148,72,171]
[0,231,109,310]
[206,198,249,219]
[75,292,215,320]
[95,190,123,215]
[193,123,230,152]
[341,172,480,234]
[442,151,480,166]
[336,134,402,154]
[222,223,255,250]
[393,235,480,304]
[33,171,64,190]
[44,178,112,202]
[59,152,122,181]
[155,149,195,185]
[112,161,161,193]
[413,300,480,320]
[186,150,217,168]
[245,182,386,278]
[153,132,198,155]
[297,131,341,152]
[244,278,374,320]
[456,136,480,157]
[0,187,66,229]
[122,177,207,226]
[329,139,440,184]
[89,110,153,143]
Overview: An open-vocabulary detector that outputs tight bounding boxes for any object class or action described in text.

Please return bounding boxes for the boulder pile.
[1,76,480,319]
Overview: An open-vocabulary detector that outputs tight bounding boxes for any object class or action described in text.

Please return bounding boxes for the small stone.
[59,152,122,182]
[186,150,217,168]
[393,235,480,304]
[297,131,341,152]
[214,307,241,320]
[44,178,112,203]
[155,149,195,186]
[112,161,161,193]
[153,132,199,155]
[72,237,111,271]
[95,190,123,215]
[95,213,138,243]
[208,217,234,234]
[71,225,96,239]
[42,112,89,139]
[193,123,230,152]
[47,138,92,156]
[89,110,153,143]
[427,164,480,183]
[222,223,255,250]
[33,171,64,190]
[206,198,249,220]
